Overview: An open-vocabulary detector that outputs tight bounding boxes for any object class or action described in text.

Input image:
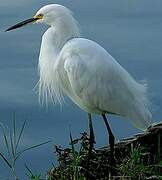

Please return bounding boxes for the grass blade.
[25,163,34,177]
[3,131,11,159]
[12,112,16,152]
[15,120,26,151]
[17,140,51,159]
[0,152,12,169]
[70,131,75,154]
[9,130,15,159]
[0,123,11,157]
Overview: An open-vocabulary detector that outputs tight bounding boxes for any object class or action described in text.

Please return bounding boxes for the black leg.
[102,114,116,175]
[88,113,95,148]
[86,113,95,179]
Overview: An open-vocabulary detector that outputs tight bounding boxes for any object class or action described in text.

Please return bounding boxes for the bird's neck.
[38,19,80,104]
[51,18,80,51]
[40,19,80,61]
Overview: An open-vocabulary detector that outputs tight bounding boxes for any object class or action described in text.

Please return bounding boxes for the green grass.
[25,164,46,180]
[0,113,51,180]
[1,115,162,179]
[47,133,162,180]
[47,132,89,180]
[118,145,154,179]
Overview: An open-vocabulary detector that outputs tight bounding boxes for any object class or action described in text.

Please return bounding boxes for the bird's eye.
[36,14,44,19]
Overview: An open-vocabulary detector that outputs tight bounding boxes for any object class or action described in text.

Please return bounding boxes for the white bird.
[6,4,152,173]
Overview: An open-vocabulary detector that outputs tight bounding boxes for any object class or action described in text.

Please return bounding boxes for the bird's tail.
[128,102,152,131]
[125,79,152,131]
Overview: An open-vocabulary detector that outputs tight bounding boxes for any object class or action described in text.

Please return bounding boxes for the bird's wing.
[63,48,127,115]
[62,39,151,130]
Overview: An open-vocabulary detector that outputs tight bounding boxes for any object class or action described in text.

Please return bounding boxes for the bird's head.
[6,4,73,31]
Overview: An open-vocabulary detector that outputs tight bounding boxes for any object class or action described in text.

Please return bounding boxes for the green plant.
[25,164,46,180]
[68,132,84,180]
[118,145,154,179]
[149,160,162,178]
[0,114,51,180]
[48,132,87,180]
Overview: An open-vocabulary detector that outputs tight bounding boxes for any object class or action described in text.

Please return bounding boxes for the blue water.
[0,0,162,179]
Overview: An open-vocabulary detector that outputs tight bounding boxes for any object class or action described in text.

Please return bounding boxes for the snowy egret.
[6,4,152,174]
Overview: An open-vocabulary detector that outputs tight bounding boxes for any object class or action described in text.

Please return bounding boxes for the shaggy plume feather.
[38,66,64,105]
[37,4,80,105]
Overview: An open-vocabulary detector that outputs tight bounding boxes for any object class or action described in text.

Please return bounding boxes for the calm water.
[0,0,162,179]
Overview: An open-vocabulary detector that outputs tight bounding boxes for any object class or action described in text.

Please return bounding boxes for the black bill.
[6,18,37,32]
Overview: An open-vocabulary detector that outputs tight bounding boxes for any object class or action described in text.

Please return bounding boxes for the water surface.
[0,0,162,179]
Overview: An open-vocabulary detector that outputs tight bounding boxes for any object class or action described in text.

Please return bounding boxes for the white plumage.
[6,4,152,131]
[37,4,152,130]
